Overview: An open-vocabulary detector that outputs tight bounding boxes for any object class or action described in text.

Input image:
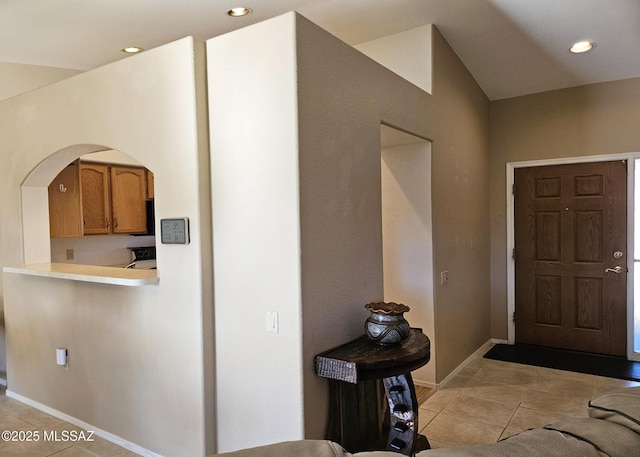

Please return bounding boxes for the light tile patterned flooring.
[418,346,640,449]
[2,346,640,456]
[0,386,139,457]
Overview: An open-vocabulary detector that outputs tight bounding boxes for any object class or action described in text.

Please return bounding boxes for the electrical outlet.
[440,270,450,286]
[66,249,74,260]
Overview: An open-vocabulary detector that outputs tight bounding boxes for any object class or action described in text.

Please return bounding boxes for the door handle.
[605,266,624,274]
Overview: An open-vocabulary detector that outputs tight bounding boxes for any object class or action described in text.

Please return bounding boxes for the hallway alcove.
[381,124,435,384]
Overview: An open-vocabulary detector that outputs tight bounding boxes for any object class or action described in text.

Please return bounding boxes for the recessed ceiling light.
[569,41,595,54]
[227,7,252,17]
[122,46,143,54]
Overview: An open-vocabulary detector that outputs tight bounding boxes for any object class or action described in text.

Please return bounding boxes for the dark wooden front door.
[514,161,627,356]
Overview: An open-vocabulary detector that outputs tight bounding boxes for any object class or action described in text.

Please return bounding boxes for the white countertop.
[3,262,159,286]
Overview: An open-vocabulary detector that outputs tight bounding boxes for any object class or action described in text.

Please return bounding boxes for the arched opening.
[21,144,156,268]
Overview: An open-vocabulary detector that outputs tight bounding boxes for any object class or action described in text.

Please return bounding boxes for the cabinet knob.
[106,218,110,228]
[114,218,119,228]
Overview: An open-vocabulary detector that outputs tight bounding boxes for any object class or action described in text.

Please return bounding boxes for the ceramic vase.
[364,301,410,345]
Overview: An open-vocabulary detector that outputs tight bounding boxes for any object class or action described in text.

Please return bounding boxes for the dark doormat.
[484,344,640,382]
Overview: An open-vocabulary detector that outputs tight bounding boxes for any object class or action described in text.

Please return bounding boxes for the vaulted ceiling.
[2,0,639,100]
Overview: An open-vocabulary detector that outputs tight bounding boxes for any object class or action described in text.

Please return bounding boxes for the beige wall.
[356,26,491,382]
[489,77,640,339]
[0,62,82,382]
[299,21,491,389]
[296,14,435,441]
[0,62,81,102]
[210,13,491,452]
[354,24,432,94]
[431,29,491,380]
[1,37,214,456]
[382,139,435,384]
[0,11,494,455]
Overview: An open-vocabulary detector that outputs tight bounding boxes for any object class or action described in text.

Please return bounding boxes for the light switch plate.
[266,312,279,333]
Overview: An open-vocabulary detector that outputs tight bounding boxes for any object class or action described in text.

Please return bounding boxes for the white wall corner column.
[208,13,304,453]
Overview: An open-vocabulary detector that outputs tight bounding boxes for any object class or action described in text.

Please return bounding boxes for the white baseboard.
[410,339,512,391]
[437,339,498,389]
[413,379,437,390]
[5,390,162,457]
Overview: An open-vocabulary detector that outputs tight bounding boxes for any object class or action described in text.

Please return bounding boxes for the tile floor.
[418,346,640,449]
[0,385,139,457]
[2,346,640,456]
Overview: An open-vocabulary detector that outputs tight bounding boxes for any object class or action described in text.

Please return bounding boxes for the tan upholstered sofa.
[214,387,640,457]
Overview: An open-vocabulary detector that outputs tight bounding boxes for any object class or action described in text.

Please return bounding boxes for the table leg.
[326,379,385,452]
[382,374,430,455]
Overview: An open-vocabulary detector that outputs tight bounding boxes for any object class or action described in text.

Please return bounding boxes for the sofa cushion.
[415,427,606,457]
[588,386,640,434]
[543,417,640,457]
[212,440,400,457]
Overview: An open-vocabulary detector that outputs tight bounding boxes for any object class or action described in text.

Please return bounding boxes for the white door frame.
[506,152,640,361]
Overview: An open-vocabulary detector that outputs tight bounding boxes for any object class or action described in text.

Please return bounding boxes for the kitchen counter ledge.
[3,262,159,286]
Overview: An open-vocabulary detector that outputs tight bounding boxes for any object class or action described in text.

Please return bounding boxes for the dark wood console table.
[315,328,431,455]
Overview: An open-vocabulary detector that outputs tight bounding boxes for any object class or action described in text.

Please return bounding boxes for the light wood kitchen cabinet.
[48,160,83,238]
[49,161,149,237]
[80,163,111,234]
[146,170,154,199]
[110,166,147,234]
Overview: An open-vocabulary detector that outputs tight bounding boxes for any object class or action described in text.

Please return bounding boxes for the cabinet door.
[110,166,147,234]
[146,170,155,199]
[48,161,83,238]
[80,163,111,235]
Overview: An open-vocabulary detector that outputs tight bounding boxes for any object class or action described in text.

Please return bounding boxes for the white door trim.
[506,152,639,361]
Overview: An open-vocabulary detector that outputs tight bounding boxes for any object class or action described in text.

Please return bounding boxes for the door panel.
[48,160,83,238]
[81,163,111,235]
[514,161,627,356]
[110,166,147,234]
